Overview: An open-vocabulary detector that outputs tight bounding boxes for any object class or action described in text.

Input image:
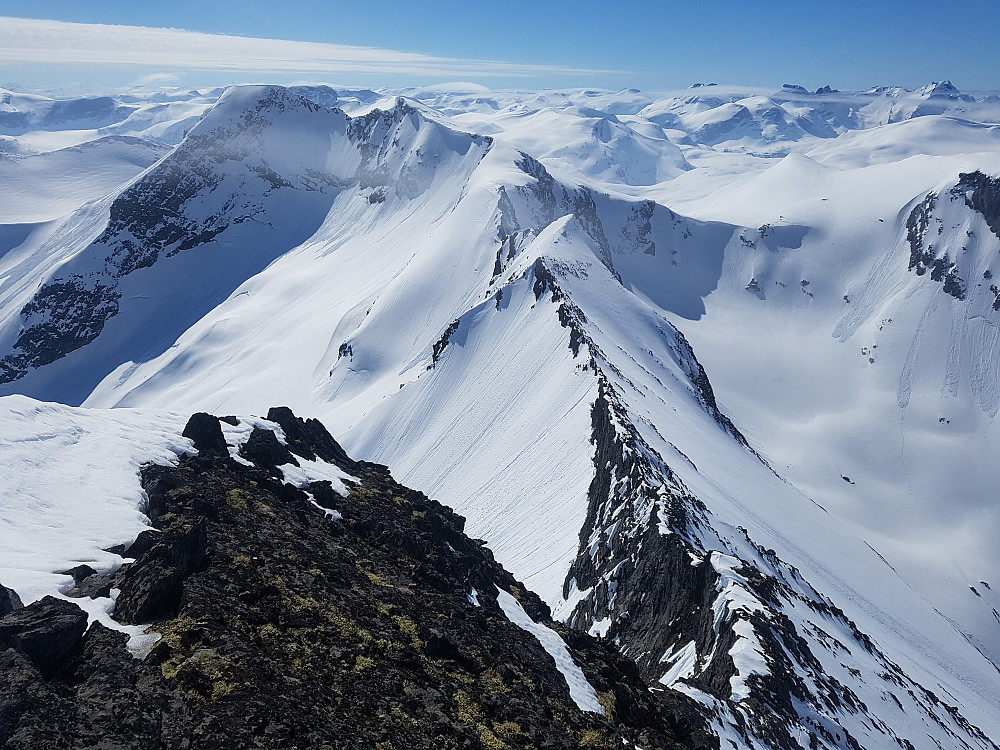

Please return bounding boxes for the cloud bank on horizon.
[0,16,618,80]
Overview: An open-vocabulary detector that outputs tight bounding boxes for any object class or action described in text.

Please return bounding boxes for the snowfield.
[1,79,999,749]
[0,397,189,649]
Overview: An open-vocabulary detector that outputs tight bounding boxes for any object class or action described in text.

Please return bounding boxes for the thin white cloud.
[132,72,180,86]
[0,16,618,79]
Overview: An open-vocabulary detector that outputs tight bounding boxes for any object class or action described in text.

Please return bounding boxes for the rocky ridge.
[0,408,712,750]
[474,205,1000,749]
[556,372,998,750]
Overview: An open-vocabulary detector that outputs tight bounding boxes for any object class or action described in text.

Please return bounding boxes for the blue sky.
[1,1,998,92]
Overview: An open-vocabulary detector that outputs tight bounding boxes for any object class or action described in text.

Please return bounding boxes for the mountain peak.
[187,83,328,135]
[919,79,961,97]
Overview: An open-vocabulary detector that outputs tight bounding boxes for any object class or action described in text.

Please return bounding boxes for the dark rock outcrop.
[64,569,113,600]
[905,191,966,299]
[0,596,88,677]
[0,583,22,615]
[113,520,208,623]
[0,408,711,750]
[239,425,298,475]
[61,564,98,584]
[0,279,120,383]
[182,412,229,454]
[0,616,170,749]
[952,170,1000,240]
[264,405,355,467]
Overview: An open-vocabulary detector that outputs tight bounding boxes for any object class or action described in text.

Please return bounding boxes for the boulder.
[114,521,207,624]
[241,425,298,473]
[0,583,23,615]
[266,406,354,466]
[0,596,88,676]
[181,412,228,454]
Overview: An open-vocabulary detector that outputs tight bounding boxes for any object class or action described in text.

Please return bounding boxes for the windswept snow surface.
[2,81,1000,747]
[0,396,190,648]
[0,86,217,224]
[662,146,1000,673]
[658,641,697,687]
[0,137,170,224]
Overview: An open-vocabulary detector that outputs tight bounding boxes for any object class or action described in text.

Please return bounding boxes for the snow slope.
[0,396,189,649]
[0,136,169,223]
[658,146,1000,673]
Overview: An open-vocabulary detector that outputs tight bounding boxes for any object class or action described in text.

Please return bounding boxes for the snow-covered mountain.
[1,80,999,750]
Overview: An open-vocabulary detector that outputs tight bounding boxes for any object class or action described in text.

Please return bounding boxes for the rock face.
[264,405,355,467]
[0,596,88,678]
[904,170,1000,310]
[113,520,209,623]
[0,584,21,615]
[0,409,713,750]
[0,617,170,749]
[558,376,998,750]
[952,170,1000,241]
[181,412,229,454]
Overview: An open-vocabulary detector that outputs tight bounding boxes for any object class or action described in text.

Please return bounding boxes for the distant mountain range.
[1,79,998,750]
